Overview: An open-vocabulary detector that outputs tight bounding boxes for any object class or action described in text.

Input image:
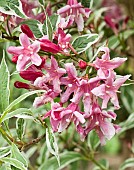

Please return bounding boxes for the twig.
[21,133,46,151]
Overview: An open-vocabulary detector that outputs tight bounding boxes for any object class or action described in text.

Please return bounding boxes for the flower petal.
[19,33,31,47]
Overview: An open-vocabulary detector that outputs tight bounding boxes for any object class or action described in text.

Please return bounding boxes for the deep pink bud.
[14,81,30,89]
[21,24,35,39]
[20,70,43,81]
[79,60,87,69]
[12,55,18,63]
[104,16,118,29]
[39,39,61,54]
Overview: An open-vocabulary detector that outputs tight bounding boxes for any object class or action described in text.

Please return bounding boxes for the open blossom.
[84,102,118,145]
[93,47,127,78]
[60,63,80,103]
[42,102,85,132]
[57,0,91,31]
[8,33,41,71]
[44,56,66,93]
[91,71,130,109]
[55,28,71,52]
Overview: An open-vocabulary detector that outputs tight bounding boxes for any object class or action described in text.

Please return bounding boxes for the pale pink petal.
[51,56,58,70]
[31,40,40,53]
[7,46,24,55]
[83,95,91,116]
[102,95,110,109]
[99,47,110,60]
[79,8,91,18]
[65,63,77,78]
[53,77,61,93]
[57,5,70,14]
[16,55,30,71]
[110,93,120,109]
[91,84,105,97]
[19,33,30,47]
[61,87,74,103]
[75,14,84,31]
[100,120,115,140]
[50,117,59,132]
[71,89,83,104]
[73,111,85,124]
[31,53,42,66]
[113,75,130,90]
[58,115,71,132]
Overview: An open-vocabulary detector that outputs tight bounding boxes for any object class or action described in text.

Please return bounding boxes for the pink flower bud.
[12,55,18,63]
[79,60,87,69]
[21,24,35,39]
[20,70,43,81]
[14,81,30,89]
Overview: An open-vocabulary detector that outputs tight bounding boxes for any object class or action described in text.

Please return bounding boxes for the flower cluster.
[7,0,130,145]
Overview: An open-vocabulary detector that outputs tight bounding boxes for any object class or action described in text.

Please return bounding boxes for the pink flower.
[55,28,71,52]
[8,33,41,71]
[60,63,80,103]
[44,56,66,93]
[32,56,66,107]
[91,71,130,109]
[42,102,85,132]
[93,47,127,78]
[84,103,117,145]
[57,0,91,31]
[33,91,59,108]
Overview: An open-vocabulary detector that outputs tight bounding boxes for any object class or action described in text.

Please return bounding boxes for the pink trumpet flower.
[57,0,91,31]
[8,33,41,71]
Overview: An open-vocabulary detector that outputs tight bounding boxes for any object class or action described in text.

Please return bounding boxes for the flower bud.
[20,70,43,81]
[21,24,35,39]
[79,60,87,69]
[14,81,30,89]
[12,55,18,63]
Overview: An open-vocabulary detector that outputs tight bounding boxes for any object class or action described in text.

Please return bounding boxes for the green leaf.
[0,0,27,18]
[0,90,46,123]
[119,158,134,170]
[93,159,109,170]
[38,0,45,6]
[109,30,134,49]
[21,20,43,38]
[88,130,100,151]
[0,146,11,159]
[16,118,25,140]
[0,164,11,170]
[2,108,33,122]
[0,51,10,114]
[81,0,91,8]
[39,151,83,170]
[0,157,27,170]
[46,128,60,166]
[72,33,99,54]
[11,143,28,168]
[121,85,134,113]
[42,14,60,36]
[46,15,53,41]
[49,14,60,32]
[119,112,134,134]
